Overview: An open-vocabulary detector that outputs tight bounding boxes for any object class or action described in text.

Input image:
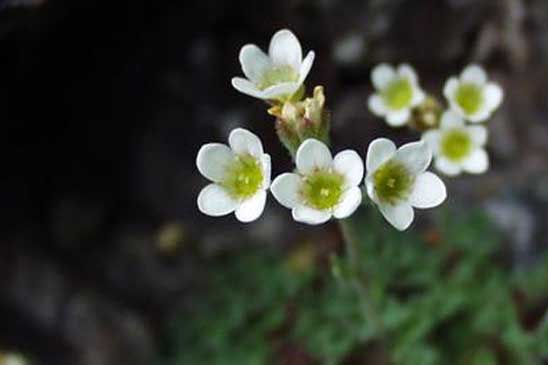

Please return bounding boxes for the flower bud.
[275,116,301,158]
[303,85,325,125]
[408,95,443,132]
[272,86,331,158]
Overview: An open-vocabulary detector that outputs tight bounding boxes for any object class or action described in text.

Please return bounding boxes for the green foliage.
[163,209,548,365]
[164,249,313,365]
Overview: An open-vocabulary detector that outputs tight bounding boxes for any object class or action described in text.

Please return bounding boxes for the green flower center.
[441,129,472,162]
[455,83,484,115]
[258,65,299,90]
[373,160,414,204]
[221,154,263,199]
[301,170,345,210]
[382,78,413,110]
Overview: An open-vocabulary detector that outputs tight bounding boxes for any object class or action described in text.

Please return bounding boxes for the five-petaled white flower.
[231,29,315,101]
[271,139,364,225]
[365,138,446,231]
[443,64,503,123]
[422,110,489,176]
[368,63,425,127]
[196,128,271,222]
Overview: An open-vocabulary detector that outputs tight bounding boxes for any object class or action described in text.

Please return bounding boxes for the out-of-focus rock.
[62,293,154,365]
[1,243,155,365]
[485,198,536,266]
[332,33,366,66]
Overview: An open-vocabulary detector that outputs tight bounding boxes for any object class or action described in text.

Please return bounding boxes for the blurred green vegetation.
[162,210,548,365]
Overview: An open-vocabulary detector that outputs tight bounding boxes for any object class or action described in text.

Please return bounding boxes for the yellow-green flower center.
[440,129,472,162]
[373,160,414,204]
[221,154,263,199]
[455,83,484,115]
[382,78,413,110]
[258,65,299,90]
[301,170,345,210]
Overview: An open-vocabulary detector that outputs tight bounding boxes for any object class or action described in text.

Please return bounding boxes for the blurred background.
[1,0,548,364]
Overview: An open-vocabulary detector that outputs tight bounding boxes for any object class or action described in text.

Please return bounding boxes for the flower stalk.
[338,218,386,341]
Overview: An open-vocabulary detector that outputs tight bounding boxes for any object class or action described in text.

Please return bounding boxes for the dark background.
[1,0,548,364]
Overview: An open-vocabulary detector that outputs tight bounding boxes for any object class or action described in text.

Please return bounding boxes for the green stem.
[338,218,385,338]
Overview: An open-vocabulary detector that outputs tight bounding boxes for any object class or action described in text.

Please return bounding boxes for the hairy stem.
[338,218,386,339]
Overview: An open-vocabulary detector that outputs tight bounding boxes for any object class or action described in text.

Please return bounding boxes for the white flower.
[367,63,426,127]
[196,128,271,223]
[231,29,315,101]
[365,138,446,231]
[443,64,503,123]
[271,139,364,225]
[422,110,489,176]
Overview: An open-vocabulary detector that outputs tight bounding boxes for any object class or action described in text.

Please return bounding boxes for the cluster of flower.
[368,63,502,176]
[196,29,503,230]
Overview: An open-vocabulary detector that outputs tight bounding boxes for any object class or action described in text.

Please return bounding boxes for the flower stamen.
[222,154,263,199]
[258,65,299,90]
[373,160,414,205]
[301,170,344,210]
[455,83,483,115]
[440,129,472,162]
[382,78,413,110]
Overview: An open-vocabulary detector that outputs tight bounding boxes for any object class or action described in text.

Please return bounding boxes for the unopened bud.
[409,96,443,132]
[273,85,331,158]
[303,86,325,125]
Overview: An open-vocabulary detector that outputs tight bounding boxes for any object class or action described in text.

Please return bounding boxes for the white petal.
[467,126,488,146]
[484,82,503,111]
[196,143,234,182]
[261,82,301,100]
[461,148,489,174]
[435,157,462,176]
[239,44,271,83]
[229,128,263,158]
[378,202,414,231]
[448,101,467,121]
[298,51,315,84]
[261,154,271,189]
[333,187,362,219]
[295,139,333,175]
[421,130,441,154]
[268,29,302,70]
[467,107,491,123]
[231,77,265,99]
[398,63,418,84]
[371,63,396,90]
[386,109,410,127]
[271,173,301,209]
[368,94,387,116]
[235,190,267,222]
[460,64,487,85]
[364,176,378,207]
[394,140,432,175]
[333,150,364,187]
[440,110,464,129]
[411,88,425,106]
[409,172,446,209]
[443,77,459,100]
[366,138,396,173]
[292,205,331,225]
[197,184,238,216]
